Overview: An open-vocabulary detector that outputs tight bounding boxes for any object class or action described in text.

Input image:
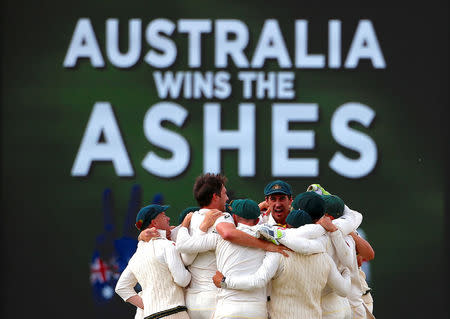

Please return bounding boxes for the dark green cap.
[264,180,292,196]
[292,192,325,220]
[229,199,260,220]
[286,209,313,228]
[135,204,169,232]
[178,206,200,224]
[322,195,345,218]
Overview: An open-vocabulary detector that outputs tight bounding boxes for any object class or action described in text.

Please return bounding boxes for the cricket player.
[115,204,191,319]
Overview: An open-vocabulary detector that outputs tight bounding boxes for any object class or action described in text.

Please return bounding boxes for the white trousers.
[185,290,217,319]
[214,299,267,319]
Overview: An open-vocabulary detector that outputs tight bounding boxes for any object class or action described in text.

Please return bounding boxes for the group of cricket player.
[115,173,375,319]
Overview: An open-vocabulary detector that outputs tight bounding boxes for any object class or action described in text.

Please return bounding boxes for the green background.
[1,1,447,318]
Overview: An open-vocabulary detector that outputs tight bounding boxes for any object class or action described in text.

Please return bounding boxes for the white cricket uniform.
[225,250,351,319]
[115,230,191,319]
[176,209,234,319]
[344,237,376,319]
[273,205,362,319]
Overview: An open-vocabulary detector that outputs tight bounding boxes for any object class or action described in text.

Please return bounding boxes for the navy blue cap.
[292,192,325,220]
[178,206,200,224]
[286,209,313,228]
[322,195,345,218]
[229,199,260,220]
[135,204,169,232]
[264,180,292,196]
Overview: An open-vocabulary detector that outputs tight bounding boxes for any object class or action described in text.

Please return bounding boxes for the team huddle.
[115,173,375,319]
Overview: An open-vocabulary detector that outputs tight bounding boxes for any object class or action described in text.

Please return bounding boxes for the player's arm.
[115,266,144,309]
[326,254,351,297]
[165,242,192,287]
[318,216,354,268]
[214,252,281,290]
[349,231,375,261]
[215,222,290,257]
[176,212,220,254]
[332,205,363,235]
[278,224,327,254]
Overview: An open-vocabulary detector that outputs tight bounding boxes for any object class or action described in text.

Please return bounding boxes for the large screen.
[2,1,447,318]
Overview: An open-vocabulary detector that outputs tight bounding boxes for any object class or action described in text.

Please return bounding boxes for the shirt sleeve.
[326,254,351,297]
[290,224,326,238]
[225,252,281,290]
[176,226,219,253]
[280,232,327,254]
[333,205,363,235]
[164,241,192,288]
[329,230,354,268]
[115,266,138,302]
[213,213,235,230]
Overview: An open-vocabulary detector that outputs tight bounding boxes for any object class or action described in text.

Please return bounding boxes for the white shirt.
[176,209,233,293]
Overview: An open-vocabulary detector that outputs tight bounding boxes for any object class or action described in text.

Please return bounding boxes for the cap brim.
[265,190,290,196]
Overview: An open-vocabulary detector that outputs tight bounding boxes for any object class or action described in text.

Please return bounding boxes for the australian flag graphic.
[90,184,164,304]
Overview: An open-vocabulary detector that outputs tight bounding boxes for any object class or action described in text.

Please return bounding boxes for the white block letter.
[204,103,255,176]
[178,19,212,67]
[145,19,177,68]
[215,20,249,68]
[328,20,341,68]
[295,20,325,68]
[345,20,386,68]
[106,18,141,68]
[63,18,104,68]
[329,102,377,178]
[142,102,190,178]
[251,19,292,68]
[272,104,318,177]
[71,102,133,176]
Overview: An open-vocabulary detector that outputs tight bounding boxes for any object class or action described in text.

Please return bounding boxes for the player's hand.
[138,227,159,242]
[258,200,270,212]
[263,241,292,257]
[181,212,194,228]
[341,267,350,278]
[213,270,224,288]
[316,216,338,232]
[200,209,223,232]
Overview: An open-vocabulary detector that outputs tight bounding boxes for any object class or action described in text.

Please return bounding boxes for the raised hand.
[213,270,225,288]
[138,227,160,242]
[199,209,223,232]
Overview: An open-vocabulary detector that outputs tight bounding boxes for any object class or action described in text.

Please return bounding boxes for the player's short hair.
[193,173,228,207]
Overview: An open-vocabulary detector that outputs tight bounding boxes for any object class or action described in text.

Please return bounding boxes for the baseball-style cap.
[178,206,200,224]
[292,192,325,221]
[286,209,312,228]
[135,204,169,232]
[264,180,292,196]
[322,195,345,218]
[229,199,260,220]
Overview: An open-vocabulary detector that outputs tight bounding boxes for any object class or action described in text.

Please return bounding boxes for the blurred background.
[1,0,447,318]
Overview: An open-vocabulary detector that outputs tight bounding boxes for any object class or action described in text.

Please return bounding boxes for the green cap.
[286,209,313,228]
[135,204,169,232]
[322,195,345,218]
[292,192,325,221]
[178,206,200,224]
[264,180,292,196]
[229,199,260,220]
